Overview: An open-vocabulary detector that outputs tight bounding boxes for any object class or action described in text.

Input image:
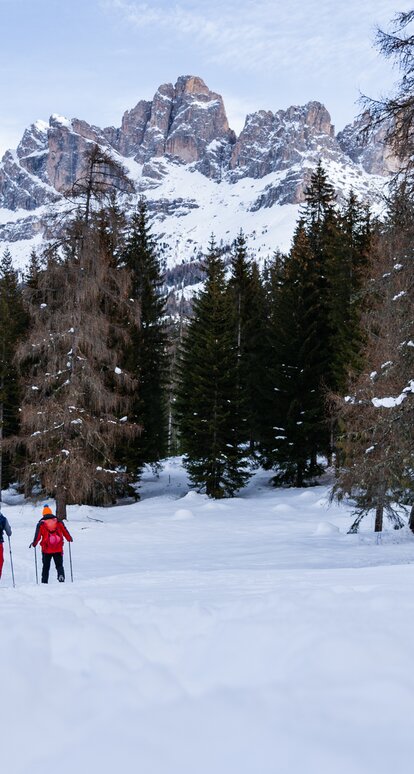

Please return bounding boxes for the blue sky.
[0,0,411,156]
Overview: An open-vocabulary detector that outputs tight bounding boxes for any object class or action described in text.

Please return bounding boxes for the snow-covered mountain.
[0,75,395,273]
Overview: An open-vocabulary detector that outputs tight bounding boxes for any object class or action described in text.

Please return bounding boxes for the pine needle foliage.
[175,238,250,498]
[121,197,169,472]
[226,231,268,452]
[0,249,28,488]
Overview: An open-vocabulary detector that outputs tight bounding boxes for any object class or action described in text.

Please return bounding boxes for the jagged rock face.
[230,102,336,180]
[0,121,55,210]
[337,112,399,175]
[111,76,235,174]
[113,100,152,157]
[0,149,56,211]
[0,74,395,259]
[46,114,110,193]
[16,120,49,184]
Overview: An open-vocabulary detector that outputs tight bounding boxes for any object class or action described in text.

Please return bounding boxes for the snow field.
[1,459,414,774]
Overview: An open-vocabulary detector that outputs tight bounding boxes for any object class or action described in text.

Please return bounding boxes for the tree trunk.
[56,486,67,521]
[295,462,304,488]
[374,501,384,532]
[374,481,387,532]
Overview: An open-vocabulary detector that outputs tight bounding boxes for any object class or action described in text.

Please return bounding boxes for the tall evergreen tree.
[261,167,372,485]
[332,192,373,388]
[175,239,250,498]
[226,232,268,452]
[243,260,269,451]
[0,249,27,490]
[302,161,340,399]
[264,164,341,481]
[122,197,169,472]
[261,226,325,485]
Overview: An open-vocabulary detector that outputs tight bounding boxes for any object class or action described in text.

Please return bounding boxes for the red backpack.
[43,518,63,552]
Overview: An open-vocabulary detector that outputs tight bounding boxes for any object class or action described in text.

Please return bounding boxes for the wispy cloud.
[102,0,407,77]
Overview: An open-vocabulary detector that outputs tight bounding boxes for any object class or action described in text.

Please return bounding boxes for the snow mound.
[314,522,341,536]
[172,508,195,521]
[272,503,296,513]
[182,490,200,501]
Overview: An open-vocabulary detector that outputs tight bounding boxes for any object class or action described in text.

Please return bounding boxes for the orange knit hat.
[42,504,53,517]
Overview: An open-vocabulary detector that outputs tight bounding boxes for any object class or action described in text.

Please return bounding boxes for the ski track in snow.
[1,459,413,774]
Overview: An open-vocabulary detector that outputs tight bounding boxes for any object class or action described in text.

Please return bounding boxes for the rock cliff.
[0,75,395,265]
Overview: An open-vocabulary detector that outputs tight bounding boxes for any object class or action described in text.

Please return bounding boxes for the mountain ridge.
[0,75,395,271]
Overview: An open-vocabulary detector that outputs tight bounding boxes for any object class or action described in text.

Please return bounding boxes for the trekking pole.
[68,542,74,582]
[7,536,15,588]
[34,546,39,585]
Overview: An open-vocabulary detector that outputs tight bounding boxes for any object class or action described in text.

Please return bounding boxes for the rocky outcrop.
[230,102,336,180]
[46,114,111,193]
[0,149,57,211]
[337,112,399,175]
[105,75,235,177]
[0,75,395,258]
[107,100,152,157]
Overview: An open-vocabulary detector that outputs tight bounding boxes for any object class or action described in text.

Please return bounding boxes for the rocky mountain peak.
[16,120,48,160]
[115,75,235,175]
[174,74,211,96]
[229,100,337,183]
[0,75,397,265]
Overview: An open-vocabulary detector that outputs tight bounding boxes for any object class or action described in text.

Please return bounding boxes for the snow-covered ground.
[1,459,413,774]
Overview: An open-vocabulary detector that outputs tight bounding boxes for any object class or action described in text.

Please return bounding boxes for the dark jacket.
[0,513,12,543]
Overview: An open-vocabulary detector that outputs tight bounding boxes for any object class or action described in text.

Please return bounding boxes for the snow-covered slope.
[0,76,392,274]
[1,459,413,774]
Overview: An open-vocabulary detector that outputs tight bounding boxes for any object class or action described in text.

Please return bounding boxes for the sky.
[0,0,412,157]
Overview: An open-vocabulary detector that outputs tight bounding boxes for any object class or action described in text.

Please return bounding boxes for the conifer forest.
[2,7,414,774]
[0,12,413,535]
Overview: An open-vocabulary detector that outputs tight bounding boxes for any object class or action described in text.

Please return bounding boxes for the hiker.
[30,504,73,584]
[0,511,12,580]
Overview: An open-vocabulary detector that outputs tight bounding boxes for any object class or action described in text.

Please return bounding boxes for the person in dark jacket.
[30,504,73,584]
[0,511,12,580]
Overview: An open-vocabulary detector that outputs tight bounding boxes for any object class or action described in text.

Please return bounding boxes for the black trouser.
[41,552,65,583]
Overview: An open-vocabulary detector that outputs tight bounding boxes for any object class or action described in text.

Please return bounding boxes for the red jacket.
[32,517,73,554]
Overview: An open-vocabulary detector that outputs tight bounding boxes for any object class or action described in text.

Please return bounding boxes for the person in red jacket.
[30,504,73,584]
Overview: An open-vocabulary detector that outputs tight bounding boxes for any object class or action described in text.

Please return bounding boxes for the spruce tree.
[332,192,373,388]
[122,197,169,472]
[261,226,325,485]
[227,233,269,452]
[0,249,27,490]
[243,260,269,452]
[302,162,339,399]
[175,238,250,498]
